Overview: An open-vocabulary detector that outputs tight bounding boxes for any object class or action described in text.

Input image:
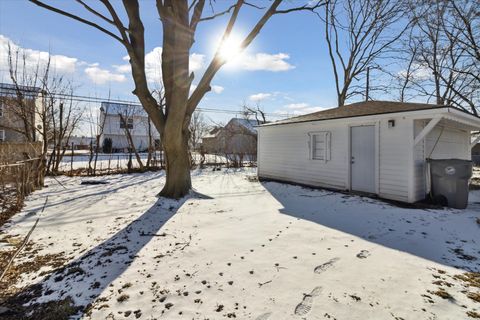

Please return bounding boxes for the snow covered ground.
[1,169,479,319]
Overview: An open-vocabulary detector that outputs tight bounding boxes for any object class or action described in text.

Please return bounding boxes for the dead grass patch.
[0,249,66,300]
[467,292,480,303]
[117,294,130,302]
[467,311,480,319]
[428,289,454,300]
[470,177,480,190]
[454,272,480,288]
[0,294,79,320]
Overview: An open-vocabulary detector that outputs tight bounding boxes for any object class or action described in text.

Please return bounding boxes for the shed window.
[0,130,4,142]
[120,117,134,129]
[309,131,331,161]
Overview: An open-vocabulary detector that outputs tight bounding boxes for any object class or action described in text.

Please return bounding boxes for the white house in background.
[257,101,480,204]
[100,102,160,151]
[0,83,45,142]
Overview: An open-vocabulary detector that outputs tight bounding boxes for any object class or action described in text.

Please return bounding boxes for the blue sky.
[0,1,343,127]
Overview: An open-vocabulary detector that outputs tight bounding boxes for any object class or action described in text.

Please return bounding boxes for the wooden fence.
[0,142,42,164]
[0,158,44,226]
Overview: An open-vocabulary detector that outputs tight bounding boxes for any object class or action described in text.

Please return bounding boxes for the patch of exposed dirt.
[1,292,80,320]
[0,242,70,319]
[453,272,480,288]
[428,268,480,317]
[0,250,66,299]
[0,187,24,228]
[467,310,480,318]
[471,168,480,190]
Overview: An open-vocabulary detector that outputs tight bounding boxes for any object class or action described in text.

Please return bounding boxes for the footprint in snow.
[313,258,339,274]
[255,312,272,320]
[356,250,370,259]
[294,286,322,316]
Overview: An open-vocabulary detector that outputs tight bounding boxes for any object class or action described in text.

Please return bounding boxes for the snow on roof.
[228,118,263,134]
[100,102,147,117]
[202,119,263,139]
[0,83,42,99]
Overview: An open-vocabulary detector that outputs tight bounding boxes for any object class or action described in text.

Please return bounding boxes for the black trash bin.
[427,159,473,209]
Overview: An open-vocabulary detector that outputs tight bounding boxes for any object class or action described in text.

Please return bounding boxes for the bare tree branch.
[29,0,125,43]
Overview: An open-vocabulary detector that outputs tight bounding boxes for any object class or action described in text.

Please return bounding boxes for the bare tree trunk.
[159,129,191,198]
[29,0,325,198]
[146,116,153,168]
[87,141,94,175]
[92,136,99,175]
[119,114,144,170]
[53,102,63,173]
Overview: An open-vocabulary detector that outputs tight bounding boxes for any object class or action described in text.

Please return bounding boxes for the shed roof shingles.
[265,101,456,126]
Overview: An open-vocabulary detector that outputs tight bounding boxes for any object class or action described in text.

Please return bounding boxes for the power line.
[0,89,290,118]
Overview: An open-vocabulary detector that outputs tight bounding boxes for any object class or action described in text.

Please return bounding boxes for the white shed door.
[351,125,376,193]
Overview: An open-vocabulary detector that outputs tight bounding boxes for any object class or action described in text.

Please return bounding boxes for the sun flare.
[217,34,243,61]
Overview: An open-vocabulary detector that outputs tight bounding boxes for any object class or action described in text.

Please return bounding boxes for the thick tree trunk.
[158,127,191,199]
[338,93,346,107]
[146,116,152,168]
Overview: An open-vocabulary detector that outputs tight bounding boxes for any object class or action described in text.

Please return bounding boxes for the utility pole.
[365,66,370,102]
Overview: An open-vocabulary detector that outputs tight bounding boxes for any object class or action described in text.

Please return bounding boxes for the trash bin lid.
[427,158,473,179]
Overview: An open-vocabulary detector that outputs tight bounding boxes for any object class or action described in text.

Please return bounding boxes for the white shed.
[257,101,480,203]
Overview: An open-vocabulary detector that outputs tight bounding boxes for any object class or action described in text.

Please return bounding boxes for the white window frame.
[308,131,331,162]
[0,129,5,142]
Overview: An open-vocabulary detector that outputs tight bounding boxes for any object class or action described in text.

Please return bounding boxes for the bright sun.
[217,34,243,62]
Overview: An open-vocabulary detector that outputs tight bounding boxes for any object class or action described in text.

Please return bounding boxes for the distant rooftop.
[203,118,264,139]
[0,83,42,99]
[263,101,474,126]
[228,118,264,133]
[100,101,147,116]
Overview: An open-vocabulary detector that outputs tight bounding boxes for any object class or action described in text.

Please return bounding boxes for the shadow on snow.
[2,189,211,319]
[261,180,480,273]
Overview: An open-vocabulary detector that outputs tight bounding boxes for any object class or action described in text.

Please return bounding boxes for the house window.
[120,117,134,129]
[309,131,331,161]
[0,130,5,142]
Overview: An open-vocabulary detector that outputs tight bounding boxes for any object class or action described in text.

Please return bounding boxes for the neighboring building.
[257,101,480,204]
[0,83,44,142]
[202,118,263,156]
[68,136,96,150]
[472,141,480,165]
[100,102,160,152]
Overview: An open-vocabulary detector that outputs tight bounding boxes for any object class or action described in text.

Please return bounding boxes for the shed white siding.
[377,117,412,202]
[258,121,347,189]
[425,124,470,160]
[412,120,426,202]
[259,106,480,204]
[258,116,412,202]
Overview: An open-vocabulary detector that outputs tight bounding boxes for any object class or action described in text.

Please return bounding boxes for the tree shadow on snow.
[1,191,211,319]
[261,181,480,273]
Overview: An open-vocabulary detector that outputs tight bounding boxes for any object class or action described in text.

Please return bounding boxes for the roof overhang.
[259,106,480,129]
[411,107,480,148]
[411,107,480,130]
